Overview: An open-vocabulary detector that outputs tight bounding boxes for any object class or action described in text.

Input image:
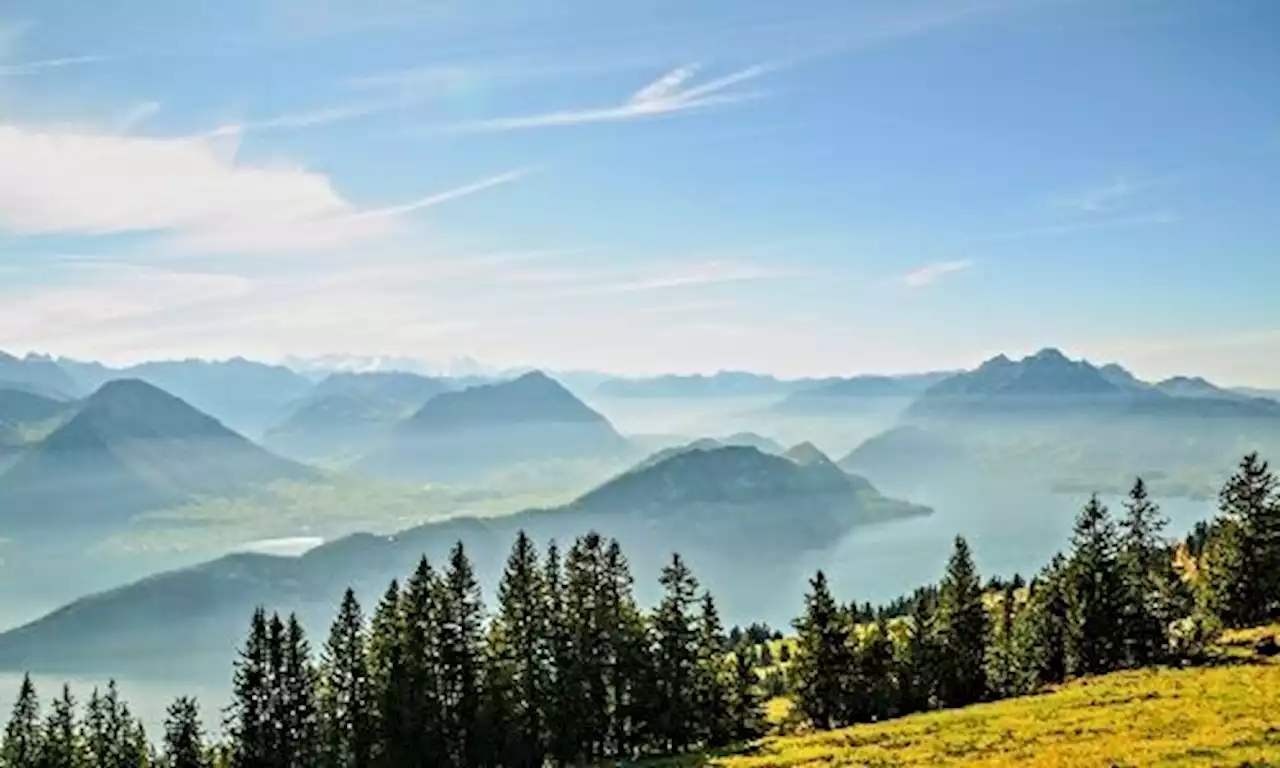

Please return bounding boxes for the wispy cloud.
[0,55,107,76]
[0,121,526,255]
[446,63,771,133]
[1053,177,1139,215]
[900,259,973,288]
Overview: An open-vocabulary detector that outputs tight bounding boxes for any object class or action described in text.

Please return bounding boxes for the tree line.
[3,452,1280,766]
[790,452,1280,729]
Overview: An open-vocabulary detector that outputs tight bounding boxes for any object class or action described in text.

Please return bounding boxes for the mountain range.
[0,379,312,539]
[0,442,928,678]
[358,371,630,482]
[768,372,953,415]
[841,348,1280,496]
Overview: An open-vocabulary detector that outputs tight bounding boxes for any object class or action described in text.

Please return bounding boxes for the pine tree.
[4,674,41,768]
[227,609,271,768]
[859,617,896,721]
[280,615,320,768]
[162,698,207,768]
[540,542,575,767]
[1118,478,1170,666]
[1065,496,1126,676]
[487,531,551,768]
[399,557,442,768]
[435,543,484,768]
[1023,555,1069,685]
[651,553,701,753]
[38,684,82,768]
[935,536,988,707]
[895,593,938,715]
[726,648,764,743]
[984,584,1021,699]
[367,581,410,768]
[693,593,732,747]
[1207,453,1280,625]
[601,538,650,761]
[792,570,851,730]
[319,589,374,768]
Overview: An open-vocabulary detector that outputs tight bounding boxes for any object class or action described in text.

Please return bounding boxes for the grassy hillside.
[667,627,1280,767]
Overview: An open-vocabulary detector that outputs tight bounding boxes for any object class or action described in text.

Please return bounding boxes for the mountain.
[0,353,82,399]
[623,432,785,475]
[359,371,629,481]
[768,373,951,415]
[594,372,797,398]
[0,444,929,678]
[843,349,1280,498]
[0,379,312,538]
[0,388,71,429]
[264,372,454,462]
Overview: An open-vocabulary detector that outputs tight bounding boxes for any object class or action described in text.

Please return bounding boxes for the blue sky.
[1,0,1278,382]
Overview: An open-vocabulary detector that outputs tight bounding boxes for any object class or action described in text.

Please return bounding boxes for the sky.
[1,0,1279,383]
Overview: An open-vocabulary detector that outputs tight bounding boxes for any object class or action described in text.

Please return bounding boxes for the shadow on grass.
[620,742,764,767]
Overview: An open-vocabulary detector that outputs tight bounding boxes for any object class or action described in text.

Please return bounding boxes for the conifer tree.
[161,698,207,768]
[1119,478,1170,666]
[792,570,851,730]
[860,617,896,721]
[1065,496,1125,676]
[984,584,1021,698]
[1207,453,1280,625]
[487,531,551,768]
[895,593,938,715]
[651,553,700,753]
[4,674,41,768]
[726,648,764,743]
[1022,555,1069,685]
[367,581,410,768]
[226,609,271,768]
[935,537,988,707]
[601,538,650,760]
[39,684,81,768]
[281,615,320,768]
[693,593,732,747]
[435,543,484,767]
[399,557,442,768]
[540,542,575,767]
[319,589,374,768]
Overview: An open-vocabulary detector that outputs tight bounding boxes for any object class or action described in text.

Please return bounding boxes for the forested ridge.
[4,452,1280,768]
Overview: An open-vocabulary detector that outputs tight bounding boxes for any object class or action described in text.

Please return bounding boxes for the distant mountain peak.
[783,441,833,466]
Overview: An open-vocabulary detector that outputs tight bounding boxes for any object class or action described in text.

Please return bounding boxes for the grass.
[667,626,1280,767]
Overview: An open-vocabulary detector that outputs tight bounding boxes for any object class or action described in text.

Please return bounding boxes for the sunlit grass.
[674,626,1280,767]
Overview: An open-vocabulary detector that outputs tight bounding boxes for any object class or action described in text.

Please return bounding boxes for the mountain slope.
[360,371,629,481]
[0,445,929,677]
[264,372,453,461]
[0,379,312,537]
[769,373,951,416]
[0,353,81,399]
[844,350,1280,497]
[594,372,794,398]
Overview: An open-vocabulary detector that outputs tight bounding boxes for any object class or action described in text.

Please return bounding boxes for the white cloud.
[0,55,107,76]
[900,259,973,287]
[0,122,524,255]
[1052,176,1147,215]
[447,63,770,133]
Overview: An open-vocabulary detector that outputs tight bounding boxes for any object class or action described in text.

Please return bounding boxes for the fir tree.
[726,648,764,743]
[280,615,320,768]
[895,593,938,715]
[487,531,551,768]
[39,684,82,768]
[540,542,575,767]
[1118,478,1170,666]
[984,584,1022,698]
[399,557,442,768]
[1065,496,1126,676]
[936,537,988,707]
[859,617,896,721]
[601,538,650,761]
[792,570,852,730]
[161,698,207,768]
[367,581,410,768]
[4,674,41,768]
[693,593,732,747]
[651,553,701,753]
[226,609,271,768]
[1023,555,1069,685]
[1207,453,1280,625]
[435,543,484,768]
[319,589,374,768]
